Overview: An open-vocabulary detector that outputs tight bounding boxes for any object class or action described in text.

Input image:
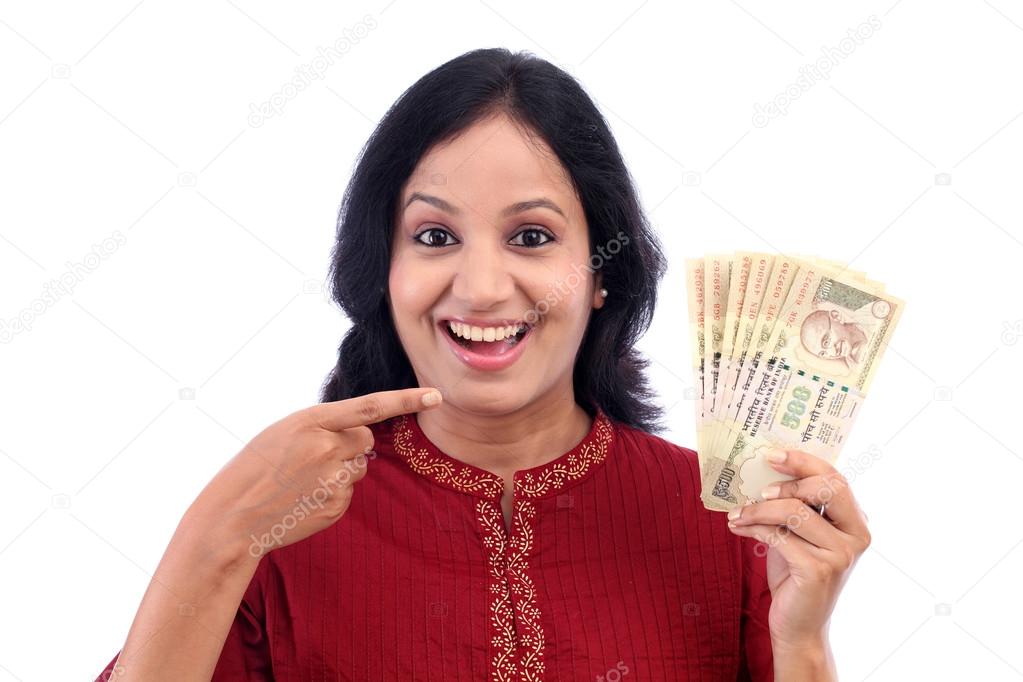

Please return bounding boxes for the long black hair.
[320,48,668,433]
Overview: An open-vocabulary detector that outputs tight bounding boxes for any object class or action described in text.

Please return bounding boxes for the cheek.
[526,261,593,328]
[388,256,436,326]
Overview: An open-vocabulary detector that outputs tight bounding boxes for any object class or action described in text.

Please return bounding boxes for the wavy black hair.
[319,48,668,433]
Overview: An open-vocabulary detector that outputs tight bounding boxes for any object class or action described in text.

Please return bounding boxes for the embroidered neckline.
[390,406,615,681]
[391,406,615,500]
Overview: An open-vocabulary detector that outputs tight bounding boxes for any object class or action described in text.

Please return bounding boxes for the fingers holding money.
[728,497,848,554]
[760,472,846,506]
[752,448,871,550]
[724,518,821,568]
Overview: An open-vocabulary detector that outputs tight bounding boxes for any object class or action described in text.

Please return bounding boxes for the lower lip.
[439,324,533,372]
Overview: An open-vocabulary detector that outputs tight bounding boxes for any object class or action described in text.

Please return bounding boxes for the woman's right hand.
[185,387,443,564]
[101,387,443,681]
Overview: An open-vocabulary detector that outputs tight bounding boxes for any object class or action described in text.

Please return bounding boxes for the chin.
[454,388,524,410]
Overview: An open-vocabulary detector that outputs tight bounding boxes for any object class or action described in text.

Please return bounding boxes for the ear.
[592,272,605,309]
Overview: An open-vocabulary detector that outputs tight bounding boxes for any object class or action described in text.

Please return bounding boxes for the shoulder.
[608,419,771,611]
[609,418,702,482]
[607,418,743,534]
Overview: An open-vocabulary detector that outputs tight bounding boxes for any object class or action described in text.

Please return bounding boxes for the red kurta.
[97,407,774,681]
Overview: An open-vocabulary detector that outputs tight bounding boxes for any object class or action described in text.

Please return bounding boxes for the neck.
[415,392,594,480]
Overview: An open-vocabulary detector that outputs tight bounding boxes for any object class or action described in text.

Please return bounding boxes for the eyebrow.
[403,192,566,219]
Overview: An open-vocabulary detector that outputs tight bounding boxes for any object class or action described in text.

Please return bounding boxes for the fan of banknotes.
[685,253,904,512]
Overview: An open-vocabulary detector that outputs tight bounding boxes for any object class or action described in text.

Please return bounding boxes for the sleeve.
[210,555,275,680]
[736,535,775,682]
[94,556,275,682]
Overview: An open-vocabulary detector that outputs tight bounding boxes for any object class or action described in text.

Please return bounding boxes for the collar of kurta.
[390,407,616,501]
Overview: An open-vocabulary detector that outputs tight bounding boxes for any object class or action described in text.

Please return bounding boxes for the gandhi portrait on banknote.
[799,299,886,371]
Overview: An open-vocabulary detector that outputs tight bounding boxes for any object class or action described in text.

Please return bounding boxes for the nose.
[450,238,515,310]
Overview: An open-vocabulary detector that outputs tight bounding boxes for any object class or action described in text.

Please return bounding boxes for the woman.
[96,48,869,681]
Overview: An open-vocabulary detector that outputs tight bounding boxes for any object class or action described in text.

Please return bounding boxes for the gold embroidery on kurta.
[477,499,545,682]
[393,415,504,498]
[477,500,518,681]
[392,409,616,681]
[506,501,544,682]
[515,413,614,499]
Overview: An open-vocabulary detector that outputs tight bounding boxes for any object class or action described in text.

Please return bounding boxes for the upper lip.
[439,316,533,329]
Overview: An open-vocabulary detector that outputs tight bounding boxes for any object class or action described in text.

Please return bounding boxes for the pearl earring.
[599,288,608,298]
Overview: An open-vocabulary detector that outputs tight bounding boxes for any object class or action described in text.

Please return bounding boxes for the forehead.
[805,314,829,330]
[400,113,580,218]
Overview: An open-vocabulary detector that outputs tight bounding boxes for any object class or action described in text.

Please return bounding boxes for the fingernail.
[727,507,742,522]
[761,485,781,500]
[766,448,787,464]
[422,391,442,406]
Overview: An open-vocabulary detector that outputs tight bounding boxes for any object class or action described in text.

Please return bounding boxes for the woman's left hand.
[726,447,871,651]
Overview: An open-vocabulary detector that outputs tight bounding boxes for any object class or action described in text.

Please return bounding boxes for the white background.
[2,1,1022,679]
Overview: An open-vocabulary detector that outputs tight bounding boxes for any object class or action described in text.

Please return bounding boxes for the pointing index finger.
[309,387,442,432]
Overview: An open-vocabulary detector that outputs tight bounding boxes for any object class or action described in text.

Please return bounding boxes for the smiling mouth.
[443,323,531,349]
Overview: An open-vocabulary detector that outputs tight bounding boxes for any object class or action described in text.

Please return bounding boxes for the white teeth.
[446,321,527,342]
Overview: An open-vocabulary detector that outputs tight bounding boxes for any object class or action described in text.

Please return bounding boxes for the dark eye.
[414,227,458,248]
[509,227,555,248]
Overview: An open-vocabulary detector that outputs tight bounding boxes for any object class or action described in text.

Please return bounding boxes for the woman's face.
[389,112,604,415]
